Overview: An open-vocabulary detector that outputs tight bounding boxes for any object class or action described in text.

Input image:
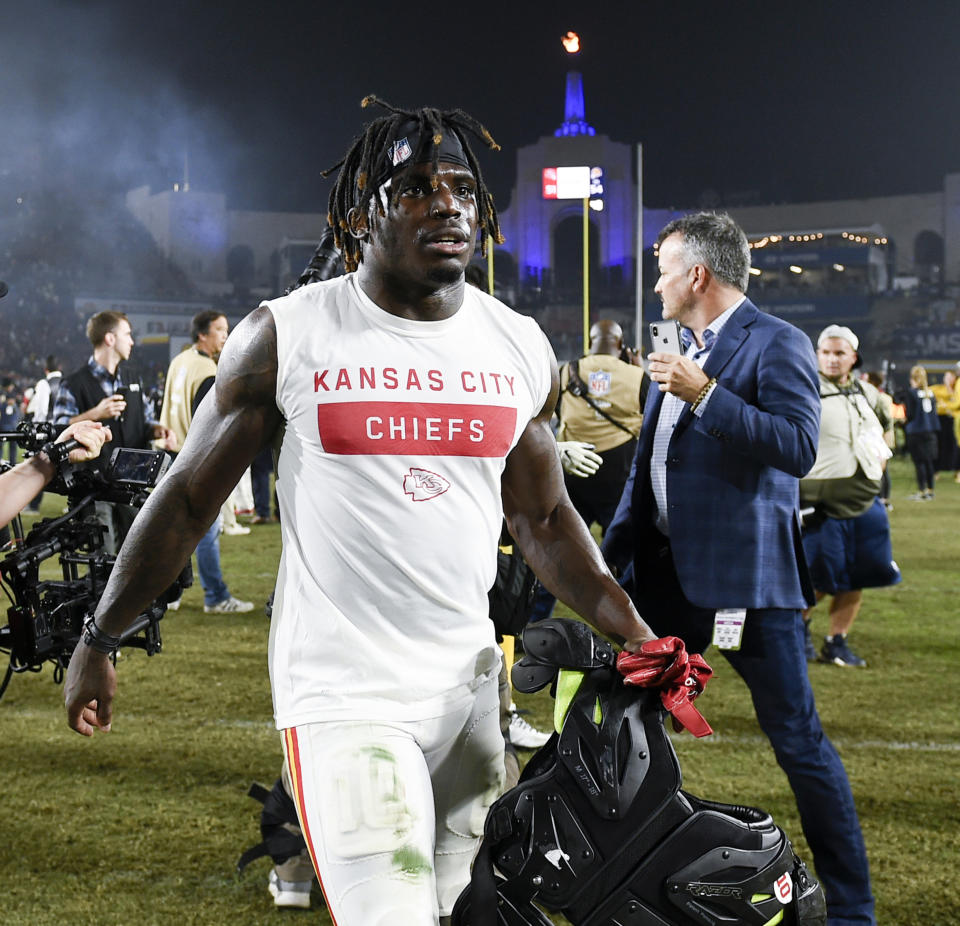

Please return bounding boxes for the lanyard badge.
[712,608,747,651]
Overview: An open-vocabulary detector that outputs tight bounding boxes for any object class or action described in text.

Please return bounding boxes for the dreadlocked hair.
[322,95,504,273]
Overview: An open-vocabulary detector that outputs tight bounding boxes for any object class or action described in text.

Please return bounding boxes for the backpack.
[488,524,538,639]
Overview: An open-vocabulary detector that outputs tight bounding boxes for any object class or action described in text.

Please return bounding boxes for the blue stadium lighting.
[555,72,596,137]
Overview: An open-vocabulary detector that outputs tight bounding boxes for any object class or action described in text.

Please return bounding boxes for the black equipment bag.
[453,619,826,926]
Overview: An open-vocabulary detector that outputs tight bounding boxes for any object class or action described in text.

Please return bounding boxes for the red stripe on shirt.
[317,401,517,456]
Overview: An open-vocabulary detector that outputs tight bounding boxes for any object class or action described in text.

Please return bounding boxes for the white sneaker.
[268,868,312,909]
[203,596,254,614]
[166,598,181,611]
[508,710,551,749]
[222,523,251,536]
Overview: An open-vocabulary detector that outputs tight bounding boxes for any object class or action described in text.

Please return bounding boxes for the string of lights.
[652,229,888,260]
[748,231,888,249]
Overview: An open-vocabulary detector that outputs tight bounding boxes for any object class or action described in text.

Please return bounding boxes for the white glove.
[557,441,603,477]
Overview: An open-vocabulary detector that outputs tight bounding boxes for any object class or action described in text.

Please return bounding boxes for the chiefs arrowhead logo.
[403,467,450,501]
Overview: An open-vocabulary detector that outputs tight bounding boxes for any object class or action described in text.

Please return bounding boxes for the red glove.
[618,636,691,687]
[616,637,714,738]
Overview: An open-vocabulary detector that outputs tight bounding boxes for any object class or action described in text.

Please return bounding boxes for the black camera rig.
[0,420,184,699]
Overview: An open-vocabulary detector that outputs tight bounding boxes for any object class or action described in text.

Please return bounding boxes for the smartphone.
[649,320,683,355]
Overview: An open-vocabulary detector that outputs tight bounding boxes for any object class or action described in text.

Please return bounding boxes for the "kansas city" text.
[313,366,517,396]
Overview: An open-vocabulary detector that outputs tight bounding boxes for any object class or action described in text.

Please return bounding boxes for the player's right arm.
[65,306,283,736]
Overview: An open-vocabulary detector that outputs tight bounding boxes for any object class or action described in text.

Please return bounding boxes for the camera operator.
[0,421,111,526]
[53,311,175,554]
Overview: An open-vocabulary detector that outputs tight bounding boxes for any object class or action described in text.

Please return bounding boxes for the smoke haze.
[0,1,243,203]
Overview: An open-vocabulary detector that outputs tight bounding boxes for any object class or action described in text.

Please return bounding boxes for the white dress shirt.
[650,297,745,535]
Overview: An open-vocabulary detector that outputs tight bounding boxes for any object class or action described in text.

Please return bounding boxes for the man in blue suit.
[603,213,874,925]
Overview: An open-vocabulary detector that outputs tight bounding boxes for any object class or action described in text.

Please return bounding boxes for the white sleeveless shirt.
[265,274,552,727]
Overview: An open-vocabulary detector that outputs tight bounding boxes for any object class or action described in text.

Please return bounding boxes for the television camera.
[0,420,184,700]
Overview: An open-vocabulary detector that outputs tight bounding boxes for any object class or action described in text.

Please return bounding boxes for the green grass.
[1,456,958,923]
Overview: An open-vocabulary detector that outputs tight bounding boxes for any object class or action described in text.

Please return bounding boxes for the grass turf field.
[0,455,957,924]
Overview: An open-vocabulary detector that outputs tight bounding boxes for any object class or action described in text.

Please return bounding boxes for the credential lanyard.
[712,608,747,651]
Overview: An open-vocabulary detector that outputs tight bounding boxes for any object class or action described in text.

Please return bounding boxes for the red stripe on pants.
[283,726,339,925]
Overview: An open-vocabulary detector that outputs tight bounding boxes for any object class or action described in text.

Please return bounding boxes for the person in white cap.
[799,325,900,668]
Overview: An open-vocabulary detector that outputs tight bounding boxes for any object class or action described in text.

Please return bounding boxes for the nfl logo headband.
[390,137,413,167]
[381,119,470,181]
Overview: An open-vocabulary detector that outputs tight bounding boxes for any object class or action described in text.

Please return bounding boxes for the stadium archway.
[552,214,599,301]
[914,230,944,284]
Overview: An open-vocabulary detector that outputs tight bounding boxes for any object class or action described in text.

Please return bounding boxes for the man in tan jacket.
[159,311,253,614]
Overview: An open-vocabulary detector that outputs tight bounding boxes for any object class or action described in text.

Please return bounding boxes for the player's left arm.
[501,355,655,651]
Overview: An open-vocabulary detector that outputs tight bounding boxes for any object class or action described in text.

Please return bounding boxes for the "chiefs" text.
[366,415,484,442]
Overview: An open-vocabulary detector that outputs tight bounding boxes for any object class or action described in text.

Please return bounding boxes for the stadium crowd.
[0,187,195,397]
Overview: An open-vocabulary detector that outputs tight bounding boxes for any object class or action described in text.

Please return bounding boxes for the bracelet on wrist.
[691,377,717,412]
[82,617,121,655]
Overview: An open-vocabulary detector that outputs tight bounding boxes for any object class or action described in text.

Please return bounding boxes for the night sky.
[1,0,958,215]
